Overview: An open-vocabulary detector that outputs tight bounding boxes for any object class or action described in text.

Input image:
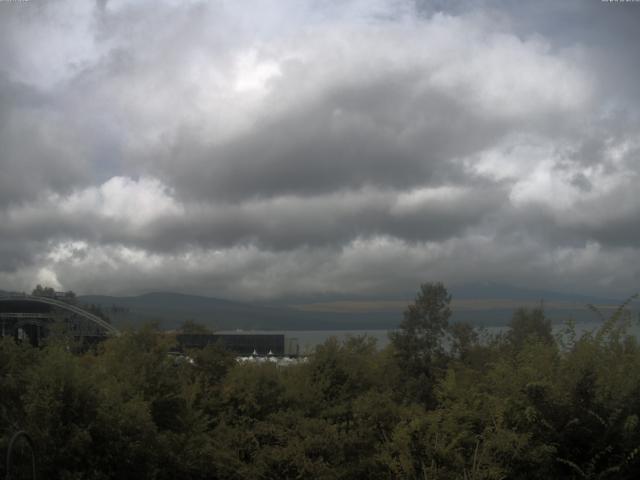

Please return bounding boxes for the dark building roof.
[176,333,286,356]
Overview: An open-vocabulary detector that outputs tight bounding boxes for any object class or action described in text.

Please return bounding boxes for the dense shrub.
[1,287,640,479]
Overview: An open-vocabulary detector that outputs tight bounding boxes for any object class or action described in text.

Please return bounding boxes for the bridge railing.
[0,294,120,337]
[0,313,53,320]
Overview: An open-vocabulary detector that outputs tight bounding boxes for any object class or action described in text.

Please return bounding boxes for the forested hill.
[77,292,398,330]
[76,286,635,331]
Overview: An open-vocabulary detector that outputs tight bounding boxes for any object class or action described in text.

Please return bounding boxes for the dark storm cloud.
[417,0,640,103]
[0,73,92,206]
[0,179,508,254]
[0,238,43,272]
[163,76,515,202]
[152,184,508,251]
[1,0,639,298]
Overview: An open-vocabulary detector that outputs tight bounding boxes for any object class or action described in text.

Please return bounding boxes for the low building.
[176,333,299,356]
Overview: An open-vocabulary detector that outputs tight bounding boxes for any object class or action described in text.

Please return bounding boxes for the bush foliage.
[1,284,640,479]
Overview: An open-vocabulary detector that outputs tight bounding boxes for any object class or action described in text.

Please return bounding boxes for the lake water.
[217,329,392,354]
[220,319,640,354]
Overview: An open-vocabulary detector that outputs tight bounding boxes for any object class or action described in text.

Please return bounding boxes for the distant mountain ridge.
[1,285,634,331]
[78,291,398,331]
[76,285,638,331]
[450,283,625,304]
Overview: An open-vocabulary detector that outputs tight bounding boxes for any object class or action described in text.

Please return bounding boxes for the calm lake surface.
[220,319,640,354]
[217,329,393,354]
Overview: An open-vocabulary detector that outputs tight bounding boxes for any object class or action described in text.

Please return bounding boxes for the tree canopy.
[2,285,640,479]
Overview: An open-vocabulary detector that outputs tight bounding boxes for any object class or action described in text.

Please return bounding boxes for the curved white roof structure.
[0,293,120,337]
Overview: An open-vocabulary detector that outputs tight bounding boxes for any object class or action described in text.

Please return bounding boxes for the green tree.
[449,321,479,362]
[178,319,213,335]
[507,307,553,349]
[31,284,55,297]
[390,282,452,406]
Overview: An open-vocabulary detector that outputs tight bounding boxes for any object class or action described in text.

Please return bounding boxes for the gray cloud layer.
[1,0,639,299]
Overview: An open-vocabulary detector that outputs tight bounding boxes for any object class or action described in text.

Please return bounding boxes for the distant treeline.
[31,285,128,320]
[81,303,129,322]
[1,283,640,479]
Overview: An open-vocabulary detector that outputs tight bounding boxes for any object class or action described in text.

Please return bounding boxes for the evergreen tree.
[389,282,451,406]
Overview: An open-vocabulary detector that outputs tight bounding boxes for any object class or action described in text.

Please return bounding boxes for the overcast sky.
[0,0,639,300]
